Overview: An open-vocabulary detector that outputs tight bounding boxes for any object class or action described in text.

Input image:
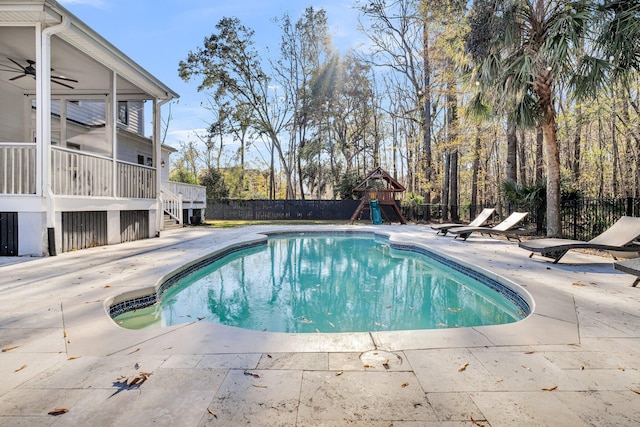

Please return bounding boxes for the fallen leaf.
[48,408,69,416]
[127,348,140,355]
[197,317,205,321]
[244,370,261,378]
[63,331,67,338]
[2,346,19,352]
[617,366,625,371]
[470,416,486,427]
[14,365,27,372]
[252,384,268,388]
[521,365,532,372]
[207,408,217,418]
[68,356,80,361]
[267,354,273,358]
[524,351,535,354]
[458,362,469,372]
[363,364,375,368]
[116,371,152,387]
[401,382,409,388]
[628,387,640,395]
[328,321,335,328]
[580,366,585,371]
[572,281,587,287]
[336,371,343,376]
[104,285,111,288]
[542,385,558,391]
[383,359,390,369]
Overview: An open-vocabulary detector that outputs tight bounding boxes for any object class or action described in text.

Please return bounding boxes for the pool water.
[115,233,526,332]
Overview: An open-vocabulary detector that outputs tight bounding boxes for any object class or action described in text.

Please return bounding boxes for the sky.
[58,0,366,156]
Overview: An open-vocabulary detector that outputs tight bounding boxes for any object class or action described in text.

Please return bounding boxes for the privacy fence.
[206,197,640,241]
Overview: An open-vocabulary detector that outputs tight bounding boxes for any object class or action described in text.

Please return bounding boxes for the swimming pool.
[111,232,530,332]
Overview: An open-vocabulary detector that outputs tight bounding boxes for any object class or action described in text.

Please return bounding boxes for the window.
[118,101,128,125]
[137,155,144,165]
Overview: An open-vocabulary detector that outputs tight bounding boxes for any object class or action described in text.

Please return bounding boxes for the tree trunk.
[534,69,561,237]
[572,103,582,185]
[535,127,544,186]
[450,151,459,221]
[518,128,527,185]
[506,123,517,183]
[422,22,432,216]
[611,85,619,197]
[442,153,450,221]
[471,128,481,218]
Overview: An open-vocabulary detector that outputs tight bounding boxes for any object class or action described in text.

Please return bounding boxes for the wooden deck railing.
[162,181,206,203]
[117,161,155,199]
[0,143,37,194]
[2,144,166,201]
[51,146,113,197]
[49,146,155,198]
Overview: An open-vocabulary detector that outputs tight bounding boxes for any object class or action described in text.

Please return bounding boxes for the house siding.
[0,82,26,142]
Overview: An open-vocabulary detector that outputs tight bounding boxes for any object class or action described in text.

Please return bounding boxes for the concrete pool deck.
[0,224,639,426]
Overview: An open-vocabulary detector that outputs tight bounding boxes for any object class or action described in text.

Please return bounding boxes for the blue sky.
[58,0,364,152]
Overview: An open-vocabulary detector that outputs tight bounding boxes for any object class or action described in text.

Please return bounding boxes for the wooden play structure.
[350,167,407,224]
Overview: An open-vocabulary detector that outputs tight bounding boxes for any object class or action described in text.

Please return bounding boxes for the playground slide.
[370,198,383,225]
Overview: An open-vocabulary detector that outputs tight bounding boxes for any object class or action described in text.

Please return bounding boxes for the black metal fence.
[206,197,640,241]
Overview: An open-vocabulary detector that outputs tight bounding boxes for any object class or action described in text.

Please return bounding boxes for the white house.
[0,0,206,256]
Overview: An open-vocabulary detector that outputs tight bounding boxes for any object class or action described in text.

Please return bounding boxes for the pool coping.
[62,225,579,357]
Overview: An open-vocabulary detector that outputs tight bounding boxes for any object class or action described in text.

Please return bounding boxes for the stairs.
[163,213,182,230]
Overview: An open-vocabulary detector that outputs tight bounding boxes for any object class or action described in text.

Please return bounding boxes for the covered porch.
[0,0,183,256]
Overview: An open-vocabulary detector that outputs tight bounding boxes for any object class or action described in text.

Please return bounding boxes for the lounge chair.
[519,216,640,264]
[448,211,529,241]
[614,257,640,287]
[431,208,495,236]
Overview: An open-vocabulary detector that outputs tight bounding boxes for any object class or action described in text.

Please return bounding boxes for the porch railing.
[163,181,206,204]
[117,161,155,199]
[160,188,183,224]
[0,143,37,194]
[50,146,155,198]
[51,146,113,197]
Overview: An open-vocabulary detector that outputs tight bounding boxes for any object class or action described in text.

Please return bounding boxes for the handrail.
[160,186,183,224]
[0,143,37,194]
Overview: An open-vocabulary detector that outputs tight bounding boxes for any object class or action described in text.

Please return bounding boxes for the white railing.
[160,188,183,224]
[117,161,156,199]
[50,147,156,198]
[163,180,206,204]
[51,146,113,197]
[0,143,37,194]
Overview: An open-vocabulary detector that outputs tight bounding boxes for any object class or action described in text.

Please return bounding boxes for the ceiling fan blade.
[0,64,23,72]
[52,75,79,83]
[9,74,27,81]
[52,79,74,89]
[7,57,28,72]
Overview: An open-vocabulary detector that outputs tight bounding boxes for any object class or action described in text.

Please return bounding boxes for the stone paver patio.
[0,225,639,426]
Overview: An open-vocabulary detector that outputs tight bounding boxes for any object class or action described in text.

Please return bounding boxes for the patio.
[0,225,639,426]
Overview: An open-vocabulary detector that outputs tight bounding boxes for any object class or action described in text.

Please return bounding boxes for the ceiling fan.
[0,57,78,89]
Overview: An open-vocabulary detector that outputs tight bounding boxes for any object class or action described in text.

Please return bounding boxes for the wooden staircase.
[163,213,182,230]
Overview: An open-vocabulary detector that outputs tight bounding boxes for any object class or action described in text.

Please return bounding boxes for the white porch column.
[154,98,170,233]
[39,16,70,255]
[109,70,118,197]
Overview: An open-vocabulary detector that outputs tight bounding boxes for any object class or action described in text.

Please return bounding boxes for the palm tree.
[466,0,590,237]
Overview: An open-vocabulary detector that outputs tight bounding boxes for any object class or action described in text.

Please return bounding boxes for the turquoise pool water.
[114,233,527,332]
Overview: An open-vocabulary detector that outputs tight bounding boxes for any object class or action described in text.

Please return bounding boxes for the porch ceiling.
[0,1,178,101]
